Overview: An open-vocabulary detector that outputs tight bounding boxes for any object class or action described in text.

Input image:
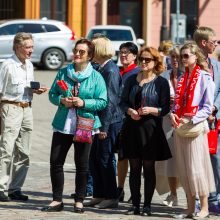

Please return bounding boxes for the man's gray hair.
[13,32,33,51]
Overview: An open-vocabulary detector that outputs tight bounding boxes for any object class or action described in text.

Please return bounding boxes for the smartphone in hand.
[30,81,40,90]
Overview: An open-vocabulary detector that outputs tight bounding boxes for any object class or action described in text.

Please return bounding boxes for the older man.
[0,32,46,202]
[194,26,220,213]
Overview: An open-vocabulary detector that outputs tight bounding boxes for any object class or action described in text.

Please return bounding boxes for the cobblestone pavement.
[0,70,219,219]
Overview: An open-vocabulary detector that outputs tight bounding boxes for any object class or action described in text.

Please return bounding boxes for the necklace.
[139,72,156,86]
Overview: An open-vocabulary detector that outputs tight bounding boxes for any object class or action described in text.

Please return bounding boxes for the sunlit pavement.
[0,70,219,219]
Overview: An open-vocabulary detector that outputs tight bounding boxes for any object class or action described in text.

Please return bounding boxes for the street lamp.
[160,0,169,41]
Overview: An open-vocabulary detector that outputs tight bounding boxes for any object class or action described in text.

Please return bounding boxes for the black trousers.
[50,132,92,202]
[129,159,156,208]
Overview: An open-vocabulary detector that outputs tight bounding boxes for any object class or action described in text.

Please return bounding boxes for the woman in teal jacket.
[41,39,107,213]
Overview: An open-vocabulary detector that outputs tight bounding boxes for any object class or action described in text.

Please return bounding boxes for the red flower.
[57,80,68,92]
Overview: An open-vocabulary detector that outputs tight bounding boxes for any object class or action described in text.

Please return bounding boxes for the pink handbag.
[73,116,95,144]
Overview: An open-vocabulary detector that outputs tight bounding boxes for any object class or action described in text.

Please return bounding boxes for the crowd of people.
[0,26,220,219]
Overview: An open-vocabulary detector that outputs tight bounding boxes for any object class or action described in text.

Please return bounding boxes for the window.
[108,0,142,38]
[87,29,133,41]
[19,24,45,33]
[40,0,67,22]
[0,24,18,35]
[171,0,198,39]
[44,24,60,32]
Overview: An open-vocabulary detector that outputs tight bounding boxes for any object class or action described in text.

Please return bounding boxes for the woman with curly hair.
[170,42,215,219]
[120,46,171,216]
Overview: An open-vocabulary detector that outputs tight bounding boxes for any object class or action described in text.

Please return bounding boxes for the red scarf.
[174,64,201,118]
[120,63,137,76]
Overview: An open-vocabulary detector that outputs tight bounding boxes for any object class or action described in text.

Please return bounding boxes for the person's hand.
[208,115,215,123]
[179,118,188,124]
[170,113,179,128]
[61,97,74,108]
[71,97,84,107]
[98,132,107,140]
[129,109,141,121]
[33,87,48,94]
[138,107,151,115]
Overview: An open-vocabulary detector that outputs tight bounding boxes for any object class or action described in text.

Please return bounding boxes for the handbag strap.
[72,82,81,116]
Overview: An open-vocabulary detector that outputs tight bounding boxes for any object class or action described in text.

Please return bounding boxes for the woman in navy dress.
[120,46,171,216]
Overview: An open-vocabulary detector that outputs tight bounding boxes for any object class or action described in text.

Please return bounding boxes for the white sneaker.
[163,194,178,207]
[94,199,118,209]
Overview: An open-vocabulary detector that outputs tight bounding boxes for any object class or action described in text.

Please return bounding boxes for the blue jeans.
[86,169,93,195]
[90,121,122,199]
[209,138,220,205]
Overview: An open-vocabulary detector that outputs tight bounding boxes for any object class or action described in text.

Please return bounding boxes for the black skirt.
[119,116,172,161]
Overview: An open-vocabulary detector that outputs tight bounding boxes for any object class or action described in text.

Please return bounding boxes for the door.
[108,0,143,38]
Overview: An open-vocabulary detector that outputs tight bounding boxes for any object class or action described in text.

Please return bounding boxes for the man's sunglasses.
[139,57,154,63]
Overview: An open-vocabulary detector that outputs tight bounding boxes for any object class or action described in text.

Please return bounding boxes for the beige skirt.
[173,131,215,196]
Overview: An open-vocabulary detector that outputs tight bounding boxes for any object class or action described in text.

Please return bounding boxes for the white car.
[86,25,145,66]
[0,19,76,70]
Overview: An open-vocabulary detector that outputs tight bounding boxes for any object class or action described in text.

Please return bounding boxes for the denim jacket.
[98,59,124,132]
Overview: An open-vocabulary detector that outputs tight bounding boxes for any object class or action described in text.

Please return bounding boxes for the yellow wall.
[24,0,40,19]
[68,0,84,39]
[23,0,85,39]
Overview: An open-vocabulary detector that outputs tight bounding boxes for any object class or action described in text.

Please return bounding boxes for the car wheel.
[42,48,65,70]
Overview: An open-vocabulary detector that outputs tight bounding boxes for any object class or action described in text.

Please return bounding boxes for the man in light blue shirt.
[194,26,220,214]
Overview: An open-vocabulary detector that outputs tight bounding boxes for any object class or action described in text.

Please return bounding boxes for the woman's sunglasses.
[73,49,86,56]
[171,54,179,59]
[180,53,194,59]
[139,57,154,63]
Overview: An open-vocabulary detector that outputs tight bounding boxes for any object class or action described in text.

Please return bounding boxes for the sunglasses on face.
[73,49,86,56]
[180,53,194,59]
[171,54,179,59]
[139,57,154,63]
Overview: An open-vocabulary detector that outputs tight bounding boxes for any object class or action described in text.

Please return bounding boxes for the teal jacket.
[49,64,107,131]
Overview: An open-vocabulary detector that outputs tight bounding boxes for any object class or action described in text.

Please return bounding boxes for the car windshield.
[87,29,133,41]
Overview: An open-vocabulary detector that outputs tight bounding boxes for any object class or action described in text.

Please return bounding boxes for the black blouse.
[120,75,170,117]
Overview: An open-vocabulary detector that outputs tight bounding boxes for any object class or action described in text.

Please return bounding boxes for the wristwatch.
[158,107,162,116]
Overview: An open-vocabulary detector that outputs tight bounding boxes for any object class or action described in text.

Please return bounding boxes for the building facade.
[0,0,220,48]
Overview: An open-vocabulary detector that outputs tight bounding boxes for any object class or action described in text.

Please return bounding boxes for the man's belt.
[1,100,31,108]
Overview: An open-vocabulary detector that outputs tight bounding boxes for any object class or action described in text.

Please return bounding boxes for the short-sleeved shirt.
[0,54,34,102]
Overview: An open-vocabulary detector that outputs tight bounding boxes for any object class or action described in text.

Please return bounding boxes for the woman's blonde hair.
[158,40,174,56]
[169,46,180,57]
[92,36,115,59]
[139,46,165,75]
[180,42,209,72]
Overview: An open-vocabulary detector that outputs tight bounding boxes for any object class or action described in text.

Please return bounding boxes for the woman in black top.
[120,46,171,216]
